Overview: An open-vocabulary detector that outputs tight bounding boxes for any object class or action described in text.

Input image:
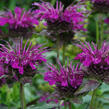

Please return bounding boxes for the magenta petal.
[74,53,85,60]
[19,67,23,74]
[49,80,56,85]
[0,17,8,26]
[83,56,92,66]
[104,18,109,24]
[93,57,101,64]
[32,19,39,25]
[105,56,109,65]
[29,62,36,70]
[12,62,19,68]
[61,80,68,86]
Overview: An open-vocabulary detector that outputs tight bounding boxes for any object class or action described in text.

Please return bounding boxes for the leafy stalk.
[64,101,67,109]
[20,83,26,109]
[63,41,66,65]
[96,20,99,47]
[89,89,97,109]
[68,101,72,109]
[56,36,60,62]
[100,20,104,47]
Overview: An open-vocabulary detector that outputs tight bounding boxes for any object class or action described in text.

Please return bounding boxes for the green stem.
[96,20,99,47]
[68,102,72,109]
[20,83,26,109]
[8,106,10,109]
[58,105,61,109]
[63,41,66,65]
[56,36,60,62]
[89,89,97,109]
[58,101,61,109]
[100,20,104,47]
[64,101,67,109]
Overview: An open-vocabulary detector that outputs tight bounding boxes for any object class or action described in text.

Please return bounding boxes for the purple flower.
[0,7,38,29]
[0,7,38,38]
[0,40,47,84]
[33,1,86,43]
[34,1,86,31]
[75,42,109,83]
[104,18,109,24]
[44,62,84,98]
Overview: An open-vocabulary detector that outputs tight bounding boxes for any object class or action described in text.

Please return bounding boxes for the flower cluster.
[33,1,86,43]
[75,42,109,83]
[44,62,84,99]
[0,7,38,38]
[0,40,46,84]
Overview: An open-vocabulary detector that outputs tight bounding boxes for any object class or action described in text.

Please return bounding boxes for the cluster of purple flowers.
[0,0,108,103]
[0,1,88,99]
[44,62,84,98]
[0,40,46,85]
[75,42,109,83]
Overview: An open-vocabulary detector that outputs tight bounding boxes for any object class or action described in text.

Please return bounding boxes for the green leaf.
[28,103,58,109]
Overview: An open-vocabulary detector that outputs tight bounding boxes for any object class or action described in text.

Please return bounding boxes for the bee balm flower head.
[75,41,109,83]
[33,1,86,43]
[44,62,84,99]
[0,40,47,84]
[0,7,38,38]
